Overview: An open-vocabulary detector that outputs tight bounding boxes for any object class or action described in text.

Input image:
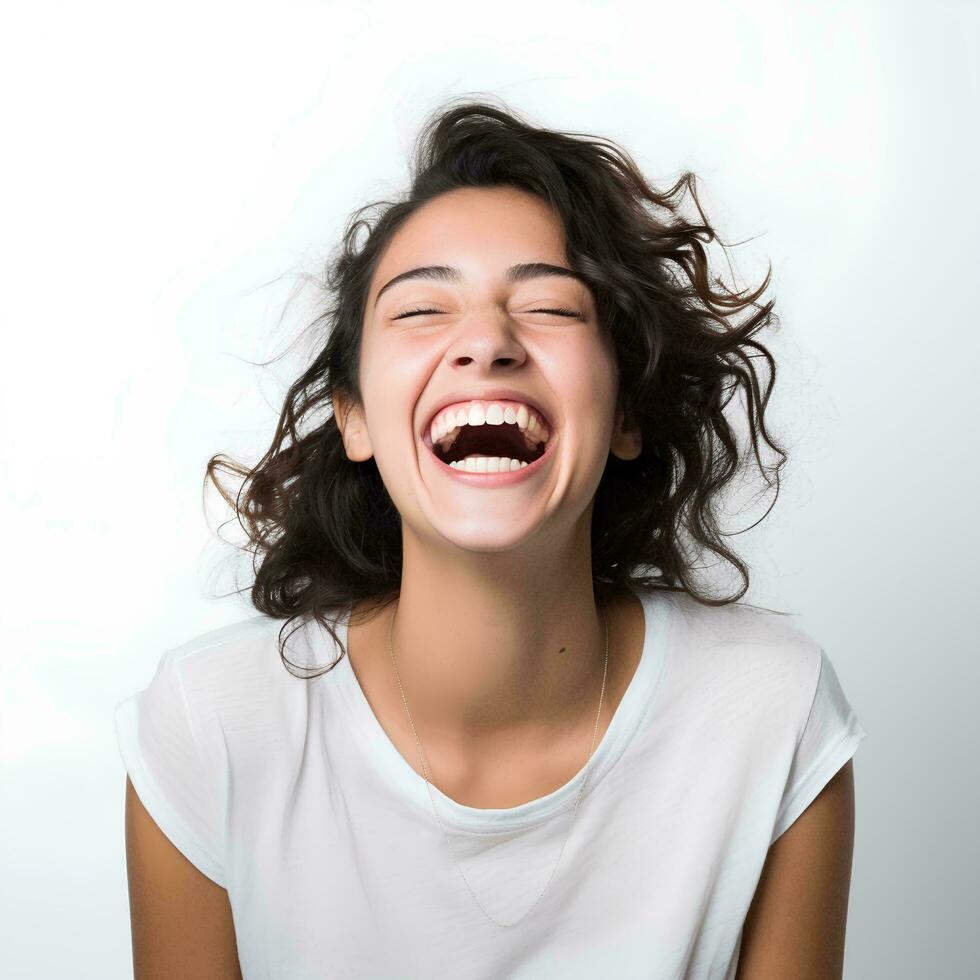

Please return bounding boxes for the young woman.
[116,100,868,978]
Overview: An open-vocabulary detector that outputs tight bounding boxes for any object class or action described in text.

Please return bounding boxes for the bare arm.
[735,759,857,980]
[124,776,243,979]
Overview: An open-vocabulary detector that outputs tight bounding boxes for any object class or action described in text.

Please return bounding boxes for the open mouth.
[431,422,547,467]
[421,402,554,472]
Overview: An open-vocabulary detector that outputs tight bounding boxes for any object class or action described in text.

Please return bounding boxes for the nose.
[444,312,528,371]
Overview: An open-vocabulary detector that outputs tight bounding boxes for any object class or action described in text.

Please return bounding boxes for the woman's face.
[337,185,639,555]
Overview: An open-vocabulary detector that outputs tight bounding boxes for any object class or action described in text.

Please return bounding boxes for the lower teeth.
[449,455,529,473]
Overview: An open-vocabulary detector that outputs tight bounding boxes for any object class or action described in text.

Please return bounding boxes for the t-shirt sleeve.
[114,648,227,887]
[770,647,868,845]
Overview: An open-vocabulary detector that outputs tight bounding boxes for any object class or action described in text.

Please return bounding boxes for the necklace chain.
[386,601,609,929]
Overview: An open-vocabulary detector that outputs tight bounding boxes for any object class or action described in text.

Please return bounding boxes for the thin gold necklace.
[386,600,609,929]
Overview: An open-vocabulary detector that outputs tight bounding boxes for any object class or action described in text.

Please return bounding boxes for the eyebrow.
[372,262,588,308]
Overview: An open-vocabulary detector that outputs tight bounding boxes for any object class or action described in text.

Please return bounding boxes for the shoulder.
[666,590,821,664]
[158,612,335,690]
[158,614,282,673]
[658,591,825,734]
[136,611,348,789]
[152,612,340,737]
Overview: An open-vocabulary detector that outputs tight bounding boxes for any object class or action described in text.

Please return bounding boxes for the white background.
[2,1,977,976]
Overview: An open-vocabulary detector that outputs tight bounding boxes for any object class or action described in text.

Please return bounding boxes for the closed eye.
[392,306,582,320]
[529,307,581,318]
[392,307,443,319]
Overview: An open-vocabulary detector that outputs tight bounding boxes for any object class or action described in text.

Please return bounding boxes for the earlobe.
[610,405,642,461]
[331,390,374,463]
[610,431,642,461]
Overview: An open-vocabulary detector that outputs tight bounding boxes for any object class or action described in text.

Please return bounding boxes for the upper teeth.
[429,400,551,450]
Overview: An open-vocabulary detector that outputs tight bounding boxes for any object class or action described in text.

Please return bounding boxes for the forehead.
[371,186,568,287]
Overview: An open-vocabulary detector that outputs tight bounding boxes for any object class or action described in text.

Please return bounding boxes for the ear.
[331,388,374,462]
[610,401,642,461]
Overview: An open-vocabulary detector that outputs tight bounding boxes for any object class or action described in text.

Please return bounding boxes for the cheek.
[359,340,434,446]
[364,331,436,384]
[563,354,620,457]
[557,343,618,412]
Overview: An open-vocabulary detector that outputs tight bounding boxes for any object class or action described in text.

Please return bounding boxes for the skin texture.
[344,585,648,808]
[332,185,859,971]
[124,185,645,974]
[124,776,242,978]
[332,186,643,765]
[124,184,857,972]
[735,760,857,979]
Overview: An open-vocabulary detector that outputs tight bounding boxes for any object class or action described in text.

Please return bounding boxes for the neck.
[372,523,612,745]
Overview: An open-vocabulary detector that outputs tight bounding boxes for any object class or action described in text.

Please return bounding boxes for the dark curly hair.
[205,96,788,677]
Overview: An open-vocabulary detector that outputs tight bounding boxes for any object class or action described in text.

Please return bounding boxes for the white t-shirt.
[114,586,868,979]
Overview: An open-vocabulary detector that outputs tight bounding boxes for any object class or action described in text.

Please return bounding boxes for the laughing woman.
[115,100,868,979]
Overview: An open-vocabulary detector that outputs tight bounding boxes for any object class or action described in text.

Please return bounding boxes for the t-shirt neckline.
[322,587,671,834]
